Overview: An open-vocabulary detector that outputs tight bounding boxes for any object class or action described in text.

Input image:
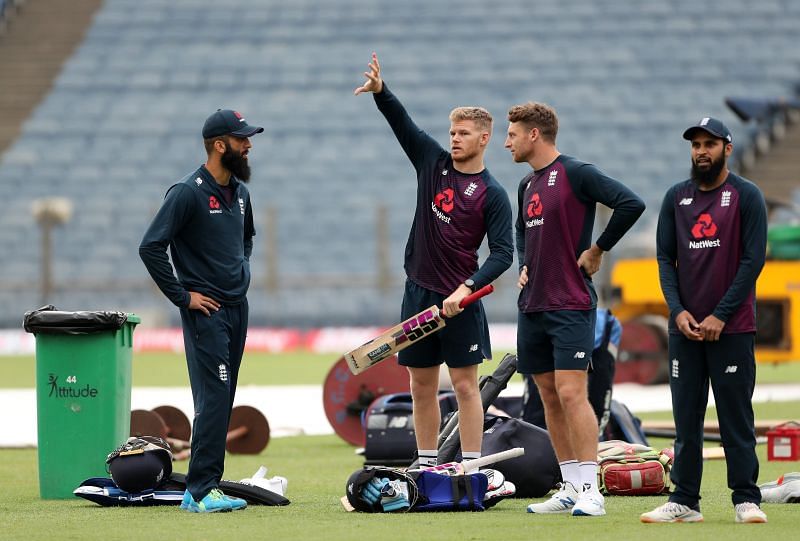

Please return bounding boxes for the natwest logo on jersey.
[209,195,222,214]
[431,188,454,224]
[689,213,720,249]
[525,193,544,228]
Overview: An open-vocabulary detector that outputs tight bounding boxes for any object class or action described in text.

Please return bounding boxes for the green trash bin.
[23,306,140,499]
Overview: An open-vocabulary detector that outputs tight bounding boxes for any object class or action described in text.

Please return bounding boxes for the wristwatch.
[464,279,476,292]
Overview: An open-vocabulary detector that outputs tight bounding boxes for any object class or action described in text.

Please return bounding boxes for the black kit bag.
[480,415,560,498]
[168,473,290,506]
[602,399,649,446]
[364,391,458,466]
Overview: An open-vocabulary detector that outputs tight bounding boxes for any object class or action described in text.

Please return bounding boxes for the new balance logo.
[724,365,738,374]
[573,351,586,359]
[679,198,693,205]
[469,344,478,352]
[195,177,203,186]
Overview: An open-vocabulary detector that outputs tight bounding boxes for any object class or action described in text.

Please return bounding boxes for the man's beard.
[452,146,480,165]
[221,146,251,182]
[690,154,724,188]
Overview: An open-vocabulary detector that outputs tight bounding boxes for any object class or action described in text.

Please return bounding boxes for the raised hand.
[354,52,383,95]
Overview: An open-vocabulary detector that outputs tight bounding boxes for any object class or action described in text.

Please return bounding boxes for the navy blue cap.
[683,117,732,143]
[202,109,264,139]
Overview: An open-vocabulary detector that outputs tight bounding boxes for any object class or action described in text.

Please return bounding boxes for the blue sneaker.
[184,488,233,513]
[180,490,193,510]
[222,493,247,511]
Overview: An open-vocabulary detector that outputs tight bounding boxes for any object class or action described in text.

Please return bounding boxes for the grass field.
[1,352,799,540]
[2,430,798,541]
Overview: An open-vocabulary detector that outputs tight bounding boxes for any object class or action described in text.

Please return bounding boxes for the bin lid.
[23,305,139,335]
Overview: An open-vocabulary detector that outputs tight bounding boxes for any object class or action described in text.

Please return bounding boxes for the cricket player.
[505,102,645,516]
[139,109,262,513]
[641,117,768,524]
[355,53,513,468]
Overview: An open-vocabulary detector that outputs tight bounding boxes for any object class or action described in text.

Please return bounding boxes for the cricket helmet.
[106,436,173,493]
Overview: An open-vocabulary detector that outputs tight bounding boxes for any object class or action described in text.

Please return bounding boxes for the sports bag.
[73,477,184,507]
[363,391,458,466]
[602,400,649,446]
[412,471,487,512]
[344,466,487,512]
[479,415,560,498]
[344,467,419,512]
[168,472,290,506]
[597,440,672,496]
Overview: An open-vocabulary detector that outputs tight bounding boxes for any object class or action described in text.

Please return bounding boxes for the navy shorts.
[397,280,490,368]
[517,309,596,374]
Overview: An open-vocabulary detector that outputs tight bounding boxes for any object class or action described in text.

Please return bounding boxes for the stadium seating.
[0,0,799,326]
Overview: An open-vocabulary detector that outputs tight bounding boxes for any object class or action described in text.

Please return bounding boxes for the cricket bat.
[413,447,525,476]
[341,284,494,375]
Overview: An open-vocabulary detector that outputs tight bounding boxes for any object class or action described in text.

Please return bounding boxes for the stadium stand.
[0,0,798,327]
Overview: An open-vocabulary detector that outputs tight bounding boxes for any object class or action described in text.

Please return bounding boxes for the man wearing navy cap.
[140,109,263,513]
[641,118,768,524]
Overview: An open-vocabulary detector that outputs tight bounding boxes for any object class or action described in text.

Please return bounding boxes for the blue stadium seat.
[0,0,799,325]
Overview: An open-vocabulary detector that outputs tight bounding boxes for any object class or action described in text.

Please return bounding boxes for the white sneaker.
[735,502,767,523]
[640,502,704,523]
[571,486,605,516]
[760,472,800,503]
[526,482,578,514]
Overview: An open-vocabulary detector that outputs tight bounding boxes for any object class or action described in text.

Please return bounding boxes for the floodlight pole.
[31,198,73,305]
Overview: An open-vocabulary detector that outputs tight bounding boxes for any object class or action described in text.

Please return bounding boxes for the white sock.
[462,451,481,473]
[417,449,438,467]
[559,459,580,489]
[578,461,599,492]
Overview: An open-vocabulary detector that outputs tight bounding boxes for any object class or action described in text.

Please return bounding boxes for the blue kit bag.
[344,467,487,512]
[411,471,487,512]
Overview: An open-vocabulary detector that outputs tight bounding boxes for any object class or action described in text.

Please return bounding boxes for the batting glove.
[360,477,387,506]
[380,480,410,512]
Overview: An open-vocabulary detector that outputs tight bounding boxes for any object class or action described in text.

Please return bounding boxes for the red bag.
[597,440,672,496]
[600,460,667,495]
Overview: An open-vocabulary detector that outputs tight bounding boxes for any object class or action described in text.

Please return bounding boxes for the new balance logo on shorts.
[469,344,478,352]
[573,351,585,359]
[724,365,738,374]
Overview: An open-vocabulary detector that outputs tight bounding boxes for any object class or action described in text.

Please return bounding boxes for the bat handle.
[458,284,494,308]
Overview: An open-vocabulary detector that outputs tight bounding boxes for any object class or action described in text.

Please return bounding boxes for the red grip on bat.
[458,284,494,308]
